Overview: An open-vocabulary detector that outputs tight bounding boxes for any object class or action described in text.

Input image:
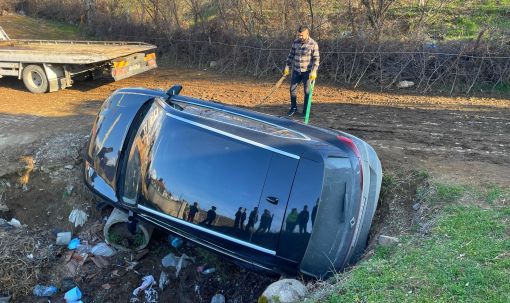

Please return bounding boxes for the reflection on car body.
[84,85,382,278]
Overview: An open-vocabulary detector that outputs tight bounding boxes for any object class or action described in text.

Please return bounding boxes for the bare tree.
[305,0,314,32]
[360,0,397,33]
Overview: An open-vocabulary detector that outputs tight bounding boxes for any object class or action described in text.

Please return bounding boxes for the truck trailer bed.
[0,39,156,64]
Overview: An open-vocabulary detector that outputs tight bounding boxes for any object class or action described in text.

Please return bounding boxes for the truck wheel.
[22,65,48,93]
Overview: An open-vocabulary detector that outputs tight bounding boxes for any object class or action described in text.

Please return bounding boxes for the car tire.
[22,65,49,93]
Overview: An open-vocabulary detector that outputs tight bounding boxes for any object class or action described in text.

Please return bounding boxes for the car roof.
[114,87,350,161]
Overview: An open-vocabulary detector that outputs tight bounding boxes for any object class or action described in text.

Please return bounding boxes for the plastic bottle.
[171,237,183,248]
[168,235,183,248]
[33,285,58,297]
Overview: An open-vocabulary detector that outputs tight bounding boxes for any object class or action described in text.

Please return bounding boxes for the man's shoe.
[287,108,297,116]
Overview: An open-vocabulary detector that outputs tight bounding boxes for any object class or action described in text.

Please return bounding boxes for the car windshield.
[171,100,308,140]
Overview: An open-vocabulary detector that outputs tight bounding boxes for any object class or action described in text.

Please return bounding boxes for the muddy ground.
[0,65,509,302]
[2,67,509,185]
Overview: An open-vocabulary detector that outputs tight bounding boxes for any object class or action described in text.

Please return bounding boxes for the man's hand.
[283,66,290,76]
[309,71,317,81]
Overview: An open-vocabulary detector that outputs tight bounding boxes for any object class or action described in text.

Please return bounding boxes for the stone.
[412,203,421,211]
[259,279,307,303]
[396,80,415,89]
[64,165,74,170]
[209,61,219,68]
[378,235,399,246]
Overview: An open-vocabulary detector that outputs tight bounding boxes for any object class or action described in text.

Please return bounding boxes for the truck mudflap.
[111,52,157,81]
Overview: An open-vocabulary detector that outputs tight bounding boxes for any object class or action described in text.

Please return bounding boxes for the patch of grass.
[387,1,510,40]
[0,14,82,40]
[195,246,222,266]
[107,231,122,245]
[485,185,510,205]
[133,233,146,247]
[434,183,466,203]
[316,205,510,303]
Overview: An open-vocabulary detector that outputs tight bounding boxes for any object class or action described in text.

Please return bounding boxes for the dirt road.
[1,66,509,185]
[1,63,509,302]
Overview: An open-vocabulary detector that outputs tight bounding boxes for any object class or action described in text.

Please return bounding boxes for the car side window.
[122,102,165,204]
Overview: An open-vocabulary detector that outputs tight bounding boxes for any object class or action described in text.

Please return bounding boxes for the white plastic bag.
[8,218,21,228]
[159,271,169,290]
[91,242,115,257]
[132,275,155,297]
[69,209,88,228]
[161,253,194,277]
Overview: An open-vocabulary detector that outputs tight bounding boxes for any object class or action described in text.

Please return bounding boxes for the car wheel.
[22,65,49,93]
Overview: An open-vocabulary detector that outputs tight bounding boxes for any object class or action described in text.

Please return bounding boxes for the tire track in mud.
[301,104,510,166]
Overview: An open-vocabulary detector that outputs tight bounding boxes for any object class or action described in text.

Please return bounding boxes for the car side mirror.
[167,85,183,97]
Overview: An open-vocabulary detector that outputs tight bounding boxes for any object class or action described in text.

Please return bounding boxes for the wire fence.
[104,32,510,95]
[11,0,510,95]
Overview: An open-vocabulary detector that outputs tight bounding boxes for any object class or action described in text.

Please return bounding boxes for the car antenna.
[166,84,183,99]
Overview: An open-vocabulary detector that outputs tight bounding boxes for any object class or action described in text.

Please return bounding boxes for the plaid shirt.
[286,37,320,73]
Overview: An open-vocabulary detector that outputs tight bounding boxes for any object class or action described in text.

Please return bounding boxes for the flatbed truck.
[0,27,157,93]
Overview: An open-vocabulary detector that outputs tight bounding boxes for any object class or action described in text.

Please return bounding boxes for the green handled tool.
[304,80,315,124]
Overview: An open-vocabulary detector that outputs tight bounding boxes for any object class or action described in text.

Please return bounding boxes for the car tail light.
[337,135,363,190]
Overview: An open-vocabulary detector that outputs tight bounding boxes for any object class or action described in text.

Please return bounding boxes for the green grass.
[0,14,81,40]
[484,186,510,205]
[310,181,510,303]
[316,206,510,303]
[388,1,510,40]
[434,184,466,203]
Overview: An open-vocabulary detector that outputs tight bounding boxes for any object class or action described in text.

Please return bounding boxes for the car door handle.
[266,196,279,205]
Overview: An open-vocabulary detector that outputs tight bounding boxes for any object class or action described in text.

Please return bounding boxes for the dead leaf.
[65,259,80,278]
[65,251,74,263]
[91,256,110,268]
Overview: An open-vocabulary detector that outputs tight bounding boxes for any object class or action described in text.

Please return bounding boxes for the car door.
[249,153,299,251]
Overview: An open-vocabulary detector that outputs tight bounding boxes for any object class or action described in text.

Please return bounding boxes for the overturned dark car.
[84,85,382,278]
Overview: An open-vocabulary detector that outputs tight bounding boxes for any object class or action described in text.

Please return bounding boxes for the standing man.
[187,202,199,223]
[234,207,243,229]
[200,206,217,226]
[283,25,320,116]
[245,207,259,232]
[297,205,310,234]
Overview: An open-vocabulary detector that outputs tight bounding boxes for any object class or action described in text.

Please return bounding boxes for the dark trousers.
[290,70,311,112]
